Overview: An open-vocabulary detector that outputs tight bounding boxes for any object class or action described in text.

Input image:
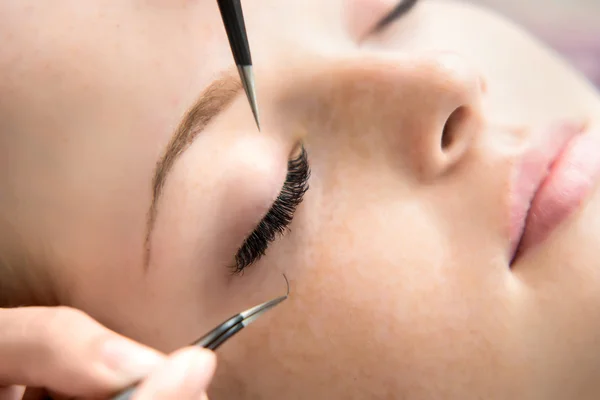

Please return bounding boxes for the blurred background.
[463,0,599,87]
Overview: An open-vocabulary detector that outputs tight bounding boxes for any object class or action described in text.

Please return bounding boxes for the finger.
[0,307,165,397]
[0,385,25,400]
[132,347,216,400]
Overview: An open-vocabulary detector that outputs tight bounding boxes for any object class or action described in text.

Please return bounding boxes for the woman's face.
[2,0,600,398]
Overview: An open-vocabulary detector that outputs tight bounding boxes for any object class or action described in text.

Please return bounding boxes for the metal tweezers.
[111,276,289,400]
[192,289,288,350]
[217,0,261,131]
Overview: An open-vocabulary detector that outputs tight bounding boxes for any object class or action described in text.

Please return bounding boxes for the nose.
[398,53,485,179]
[270,52,485,180]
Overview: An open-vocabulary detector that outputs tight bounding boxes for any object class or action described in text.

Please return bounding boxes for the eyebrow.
[144,68,243,267]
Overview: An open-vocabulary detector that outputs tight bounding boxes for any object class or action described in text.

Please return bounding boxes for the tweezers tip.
[237,65,261,131]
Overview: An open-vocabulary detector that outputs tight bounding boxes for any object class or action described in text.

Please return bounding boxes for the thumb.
[0,306,165,398]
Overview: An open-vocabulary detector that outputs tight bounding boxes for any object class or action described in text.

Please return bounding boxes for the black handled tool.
[110,276,289,400]
[217,0,261,130]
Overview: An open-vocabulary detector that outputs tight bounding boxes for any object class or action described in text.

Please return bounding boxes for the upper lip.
[508,121,585,260]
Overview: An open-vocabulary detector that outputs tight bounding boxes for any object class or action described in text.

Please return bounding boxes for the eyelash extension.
[233,146,310,274]
[373,0,420,33]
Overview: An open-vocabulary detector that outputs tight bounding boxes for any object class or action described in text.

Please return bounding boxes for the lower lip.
[514,130,600,260]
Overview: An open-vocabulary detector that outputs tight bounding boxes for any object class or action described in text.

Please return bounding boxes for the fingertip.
[189,347,217,388]
[132,347,216,400]
[171,347,217,393]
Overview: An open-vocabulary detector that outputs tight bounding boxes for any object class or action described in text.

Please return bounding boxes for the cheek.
[210,180,524,398]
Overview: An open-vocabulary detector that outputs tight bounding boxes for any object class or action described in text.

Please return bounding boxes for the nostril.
[441,106,469,151]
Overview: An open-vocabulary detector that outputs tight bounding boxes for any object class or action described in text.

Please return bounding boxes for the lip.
[509,121,600,263]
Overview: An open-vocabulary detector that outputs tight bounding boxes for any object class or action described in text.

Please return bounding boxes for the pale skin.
[1,0,600,399]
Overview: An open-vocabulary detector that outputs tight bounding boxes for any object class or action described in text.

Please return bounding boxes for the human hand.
[0,306,216,400]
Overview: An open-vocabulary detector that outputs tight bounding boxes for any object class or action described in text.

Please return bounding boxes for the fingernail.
[102,338,164,383]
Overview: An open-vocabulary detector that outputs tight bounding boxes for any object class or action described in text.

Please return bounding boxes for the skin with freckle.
[2,0,600,398]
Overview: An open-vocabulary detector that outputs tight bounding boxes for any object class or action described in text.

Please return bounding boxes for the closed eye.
[372,0,420,34]
[232,147,310,274]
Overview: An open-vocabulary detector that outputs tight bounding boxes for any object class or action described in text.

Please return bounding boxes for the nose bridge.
[406,53,484,116]
[263,52,484,179]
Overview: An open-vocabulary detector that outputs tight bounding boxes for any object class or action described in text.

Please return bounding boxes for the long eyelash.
[233,147,310,274]
[373,0,420,33]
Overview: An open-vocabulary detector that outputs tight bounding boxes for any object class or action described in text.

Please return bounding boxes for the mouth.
[509,120,600,264]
